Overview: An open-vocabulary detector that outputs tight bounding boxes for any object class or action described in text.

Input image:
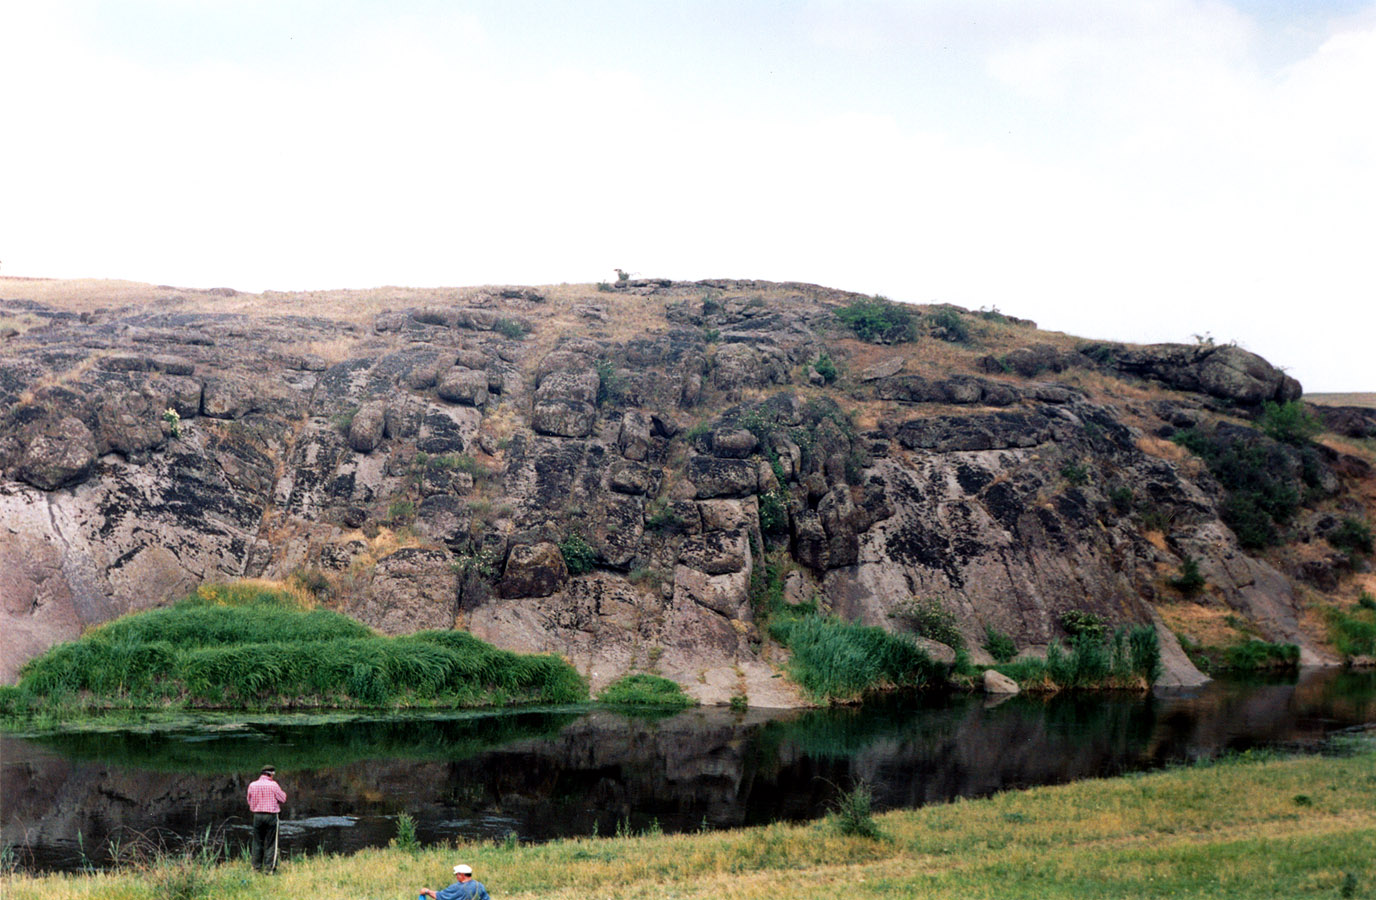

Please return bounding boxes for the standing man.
[419,863,491,900]
[246,764,287,873]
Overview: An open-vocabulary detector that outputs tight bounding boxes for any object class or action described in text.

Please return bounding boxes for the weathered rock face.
[1,280,1369,701]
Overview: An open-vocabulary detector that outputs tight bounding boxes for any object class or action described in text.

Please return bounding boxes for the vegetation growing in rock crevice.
[0,583,586,722]
[1171,424,1316,549]
[558,532,597,575]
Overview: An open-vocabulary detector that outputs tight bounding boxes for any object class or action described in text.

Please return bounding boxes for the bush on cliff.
[3,583,586,719]
[1171,425,1308,549]
[835,296,917,343]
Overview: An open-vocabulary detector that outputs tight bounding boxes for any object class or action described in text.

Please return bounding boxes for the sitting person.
[419,863,490,900]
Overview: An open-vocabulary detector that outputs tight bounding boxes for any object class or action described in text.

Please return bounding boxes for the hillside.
[2,276,1373,701]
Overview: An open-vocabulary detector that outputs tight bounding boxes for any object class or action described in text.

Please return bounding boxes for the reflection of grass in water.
[751,693,975,762]
[24,710,583,774]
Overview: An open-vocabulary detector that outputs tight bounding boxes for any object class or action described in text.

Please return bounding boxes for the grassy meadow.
[4,742,1373,899]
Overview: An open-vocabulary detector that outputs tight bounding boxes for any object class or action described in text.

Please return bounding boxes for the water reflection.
[3,669,1372,872]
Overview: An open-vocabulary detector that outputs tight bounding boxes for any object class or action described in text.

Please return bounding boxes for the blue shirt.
[428,879,490,900]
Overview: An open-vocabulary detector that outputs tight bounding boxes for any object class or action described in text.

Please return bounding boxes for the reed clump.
[769,613,941,702]
[992,625,1161,691]
[0,583,586,721]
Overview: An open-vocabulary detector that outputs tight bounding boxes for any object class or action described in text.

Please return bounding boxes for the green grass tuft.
[597,674,696,709]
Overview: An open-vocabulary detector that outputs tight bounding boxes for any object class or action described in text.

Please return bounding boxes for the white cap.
[453,864,472,875]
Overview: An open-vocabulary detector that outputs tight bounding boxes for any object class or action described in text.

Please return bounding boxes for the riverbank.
[6,736,1372,899]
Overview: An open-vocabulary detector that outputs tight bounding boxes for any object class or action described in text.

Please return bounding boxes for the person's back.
[419,863,490,900]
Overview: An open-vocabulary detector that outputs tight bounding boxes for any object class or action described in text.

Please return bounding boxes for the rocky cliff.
[2,277,1372,702]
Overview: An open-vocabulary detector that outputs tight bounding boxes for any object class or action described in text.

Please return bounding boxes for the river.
[3,668,1373,872]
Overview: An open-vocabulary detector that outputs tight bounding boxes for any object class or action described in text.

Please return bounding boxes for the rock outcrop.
[2,279,1370,702]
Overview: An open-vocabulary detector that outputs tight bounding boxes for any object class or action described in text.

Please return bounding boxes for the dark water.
[3,668,1373,872]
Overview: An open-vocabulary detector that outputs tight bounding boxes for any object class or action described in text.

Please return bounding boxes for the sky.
[1,1,1372,391]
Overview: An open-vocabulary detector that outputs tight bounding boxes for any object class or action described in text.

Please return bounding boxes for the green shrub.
[758,489,788,535]
[1259,400,1322,445]
[331,406,358,435]
[1060,462,1090,485]
[644,498,689,533]
[813,353,838,383]
[1059,610,1106,639]
[1325,604,1376,660]
[894,598,965,650]
[386,499,415,525]
[594,358,625,407]
[749,554,787,618]
[982,626,1017,663]
[829,782,880,838]
[1169,556,1206,598]
[702,328,720,343]
[392,812,420,854]
[836,296,917,343]
[493,318,529,340]
[1224,640,1300,671]
[927,307,970,344]
[597,673,695,709]
[1172,426,1303,549]
[1328,518,1373,556]
[559,533,596,576]
[701,294,722,316]
[1109,485,1134,515]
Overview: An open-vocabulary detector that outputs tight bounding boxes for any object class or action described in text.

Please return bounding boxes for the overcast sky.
[2,1,1372,391]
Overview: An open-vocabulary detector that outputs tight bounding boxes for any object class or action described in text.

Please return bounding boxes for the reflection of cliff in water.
[4,669,1373,872]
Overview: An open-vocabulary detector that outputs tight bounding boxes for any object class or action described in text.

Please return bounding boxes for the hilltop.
[2,276,1373,701]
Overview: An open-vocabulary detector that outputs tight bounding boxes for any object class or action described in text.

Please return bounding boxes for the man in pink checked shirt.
[246,764,287,873]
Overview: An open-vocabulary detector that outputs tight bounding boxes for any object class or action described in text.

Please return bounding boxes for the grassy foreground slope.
[6,746,1373,899]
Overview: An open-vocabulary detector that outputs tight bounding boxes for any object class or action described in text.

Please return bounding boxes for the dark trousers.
[250,812,279,872]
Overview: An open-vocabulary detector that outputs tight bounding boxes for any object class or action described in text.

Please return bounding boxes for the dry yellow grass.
[1155,601,1252,647]
[1307,392,1376,409]
[1133,434,1189,462]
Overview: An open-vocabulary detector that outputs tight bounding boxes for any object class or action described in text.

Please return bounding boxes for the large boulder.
[437,369,490,407]
[500,541,568,598]
[1,410,98,490]
[348,401,387,452]
[353,548,457,634]
[687,457,759,499]
[1110,344,1302,405]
